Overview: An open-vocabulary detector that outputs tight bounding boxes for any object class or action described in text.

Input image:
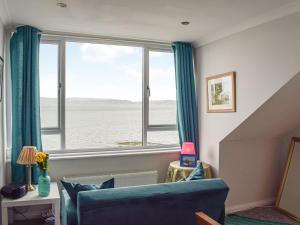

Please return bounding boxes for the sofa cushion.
[61,178,114,204]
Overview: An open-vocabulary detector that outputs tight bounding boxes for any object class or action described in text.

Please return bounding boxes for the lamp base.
[27,184,36,192]
[25,165,35,192]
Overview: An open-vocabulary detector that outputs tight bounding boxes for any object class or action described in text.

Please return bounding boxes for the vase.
[38,170,51,197]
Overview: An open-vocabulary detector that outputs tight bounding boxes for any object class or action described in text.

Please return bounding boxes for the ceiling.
[1,0,300,46]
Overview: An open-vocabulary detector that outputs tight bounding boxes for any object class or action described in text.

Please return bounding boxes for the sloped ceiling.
[222,71,300,142]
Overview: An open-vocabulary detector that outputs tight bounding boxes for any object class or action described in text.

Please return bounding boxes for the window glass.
[39,43,59,128]
[147,130,179,146]
[149,51,177,125]
[42,134,61,151]
[65,42,143,149]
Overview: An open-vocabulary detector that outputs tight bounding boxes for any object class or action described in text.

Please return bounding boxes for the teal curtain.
[172,42,199,159]
[11,25,42,183]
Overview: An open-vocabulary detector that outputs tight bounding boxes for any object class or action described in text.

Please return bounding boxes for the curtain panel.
[172,42,199,159]
[10,25,42,183]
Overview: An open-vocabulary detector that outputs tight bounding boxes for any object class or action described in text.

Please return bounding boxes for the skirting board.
[226,198,276,215]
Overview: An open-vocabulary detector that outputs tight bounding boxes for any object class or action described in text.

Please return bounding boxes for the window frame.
[40,35,179,152]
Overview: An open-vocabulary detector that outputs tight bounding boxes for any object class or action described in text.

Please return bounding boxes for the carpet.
[226,215,291,225]
[236,207,300,225]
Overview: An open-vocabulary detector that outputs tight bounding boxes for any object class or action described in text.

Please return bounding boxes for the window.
[39,37,178,152]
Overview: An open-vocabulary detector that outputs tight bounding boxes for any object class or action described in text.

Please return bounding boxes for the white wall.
[195,11,300,173]
[6,151,179,184]
[195,11,300,209]
[50,151,179,182]
[5,150,179,220]
[6,150,178,220]
[0,17,5,188]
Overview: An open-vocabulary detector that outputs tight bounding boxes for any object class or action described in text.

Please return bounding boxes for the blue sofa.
[62,178,229,225]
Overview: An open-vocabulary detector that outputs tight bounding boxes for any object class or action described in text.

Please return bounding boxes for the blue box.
[180,154,197,167]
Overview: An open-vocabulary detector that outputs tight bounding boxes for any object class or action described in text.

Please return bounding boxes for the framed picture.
[206,71,236,113]
[0,56,3,102]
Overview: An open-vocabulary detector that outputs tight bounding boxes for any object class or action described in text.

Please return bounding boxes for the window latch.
[58,83,62,94]
[147,85,151,97]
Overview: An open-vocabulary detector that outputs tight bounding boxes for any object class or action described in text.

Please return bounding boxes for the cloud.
[121,63,142,80]
[40,73,58,98]
[150,51,165,57]
[80,43,137,63]
[124,68,141,80]
[150,66,175,78]
[122,64,175,82]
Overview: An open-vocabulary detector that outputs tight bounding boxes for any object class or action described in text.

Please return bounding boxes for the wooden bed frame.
[196,212,221,225]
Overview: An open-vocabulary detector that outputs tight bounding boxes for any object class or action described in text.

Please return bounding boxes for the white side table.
[1,182,60,225]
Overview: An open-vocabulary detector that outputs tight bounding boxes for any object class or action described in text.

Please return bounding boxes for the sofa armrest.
[61,190,78,225]
[196,212,221,225]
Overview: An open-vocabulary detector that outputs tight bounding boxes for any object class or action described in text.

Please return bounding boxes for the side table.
[165,161,212,182]
[1,182,60,225]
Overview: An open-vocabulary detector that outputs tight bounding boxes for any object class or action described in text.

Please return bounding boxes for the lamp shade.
[181,142,196,155]
[17,146,37,165]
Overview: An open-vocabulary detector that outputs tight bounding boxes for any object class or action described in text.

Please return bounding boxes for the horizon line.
[41,97,176,102]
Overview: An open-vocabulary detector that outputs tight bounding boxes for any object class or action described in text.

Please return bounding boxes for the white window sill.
[6,146,181,161]
[50,147,181,160]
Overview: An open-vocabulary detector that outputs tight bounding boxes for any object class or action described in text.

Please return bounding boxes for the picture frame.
[0,56,3,102]
[206,71,236,113]
[275,137,300,222]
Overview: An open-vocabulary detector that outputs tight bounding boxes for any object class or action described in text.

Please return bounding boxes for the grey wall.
[0,18,4,188]
[280,126,300,171]
[220,138,283,211]
[219,72,300,209]
[195,11,300,209]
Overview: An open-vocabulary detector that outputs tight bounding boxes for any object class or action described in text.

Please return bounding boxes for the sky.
[39,42,176,101]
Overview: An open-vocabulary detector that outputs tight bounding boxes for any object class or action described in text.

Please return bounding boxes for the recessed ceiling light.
[181,21,190,25]
[57,2,67,8]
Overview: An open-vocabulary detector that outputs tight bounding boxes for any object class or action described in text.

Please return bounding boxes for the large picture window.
[39,37,178,151]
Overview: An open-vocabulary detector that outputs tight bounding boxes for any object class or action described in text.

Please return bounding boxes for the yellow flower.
[36,152,46,163]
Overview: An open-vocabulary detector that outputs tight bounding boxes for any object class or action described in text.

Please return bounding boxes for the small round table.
[165,161,212,182]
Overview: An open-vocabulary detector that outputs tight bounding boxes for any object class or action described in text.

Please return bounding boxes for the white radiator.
[63,170,158,187]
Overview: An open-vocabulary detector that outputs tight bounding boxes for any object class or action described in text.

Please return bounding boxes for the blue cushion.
[186,162,204,181]
[61,178,114,204]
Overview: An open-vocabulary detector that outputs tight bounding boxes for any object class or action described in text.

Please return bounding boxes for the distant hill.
[40,97,176,110]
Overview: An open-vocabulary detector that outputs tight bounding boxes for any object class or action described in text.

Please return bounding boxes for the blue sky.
[40,42,176,101]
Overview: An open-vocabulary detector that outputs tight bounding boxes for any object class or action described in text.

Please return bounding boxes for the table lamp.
[17,146,37,191]
[180,142,197,167]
